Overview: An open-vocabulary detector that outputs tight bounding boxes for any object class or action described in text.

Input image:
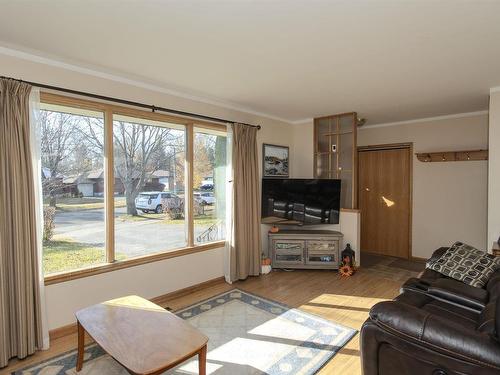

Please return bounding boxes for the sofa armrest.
[370,301,500,369]
[401,277,431,294]
[401,277,486,312]
[427,278,488,311]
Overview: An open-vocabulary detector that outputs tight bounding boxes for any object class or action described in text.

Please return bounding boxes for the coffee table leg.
[76,321,85,372]
[198,345,207,375]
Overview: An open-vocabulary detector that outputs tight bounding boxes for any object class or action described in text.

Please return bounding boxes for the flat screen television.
[261,178,341,225]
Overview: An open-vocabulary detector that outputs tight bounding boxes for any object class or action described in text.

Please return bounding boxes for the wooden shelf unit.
[313,112,357,209]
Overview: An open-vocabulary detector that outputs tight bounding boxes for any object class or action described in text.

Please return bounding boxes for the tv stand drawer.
[275,254,303,264]
[272,240,305,266]
[268,230,343,270]
[306,253,337,265]
[307,240,338,254]
[274,240,305,254]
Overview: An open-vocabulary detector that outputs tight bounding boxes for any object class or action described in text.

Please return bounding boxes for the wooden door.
[358,146,411,258]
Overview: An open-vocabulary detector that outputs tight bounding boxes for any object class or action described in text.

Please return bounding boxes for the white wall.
[46,248,224,329]
[489,90,500,248]
[291,122,314,178]
[292,114,489,259]
[0,52,295,330]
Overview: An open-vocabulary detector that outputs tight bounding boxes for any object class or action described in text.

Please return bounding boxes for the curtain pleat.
[0,79,43,368]
[227,123,261,282]
[29,88,50,350]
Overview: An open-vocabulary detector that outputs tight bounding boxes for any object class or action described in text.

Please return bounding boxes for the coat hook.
[417,150,488,163]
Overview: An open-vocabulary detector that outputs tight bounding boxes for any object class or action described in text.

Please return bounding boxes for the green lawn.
[161,216,220,226]
[116,213,219,226]
[56,201,126,211]
[43,237,125,275]
[116,213,165,222]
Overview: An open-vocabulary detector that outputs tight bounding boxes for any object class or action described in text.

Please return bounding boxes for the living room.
[1,1,500,374]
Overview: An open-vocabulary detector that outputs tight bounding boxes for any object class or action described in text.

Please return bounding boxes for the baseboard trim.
[361,251,427,264]
[151,276,226,306]
[411,256,427,263]
[48,276,226,342]
[49,323,77,341]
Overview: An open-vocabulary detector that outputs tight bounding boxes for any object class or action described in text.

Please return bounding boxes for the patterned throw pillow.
[427,242,500,288]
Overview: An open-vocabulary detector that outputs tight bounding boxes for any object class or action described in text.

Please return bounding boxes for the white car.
[135,191,181,213]
[200,176,214,190]
[194,192,216,205]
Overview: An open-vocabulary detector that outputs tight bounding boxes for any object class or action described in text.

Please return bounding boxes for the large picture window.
[39,95,227,280]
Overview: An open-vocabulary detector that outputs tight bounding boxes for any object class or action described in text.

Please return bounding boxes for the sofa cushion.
[427,242,500,288]
[422,300,478,330]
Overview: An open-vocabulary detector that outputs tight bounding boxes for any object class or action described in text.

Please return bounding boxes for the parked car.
[200,176,214,191]
[194,192,216,205]
[135,191,181,213]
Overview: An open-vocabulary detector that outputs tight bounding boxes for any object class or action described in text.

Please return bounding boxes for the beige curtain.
[227,123,262,281]
[0,79,43,368]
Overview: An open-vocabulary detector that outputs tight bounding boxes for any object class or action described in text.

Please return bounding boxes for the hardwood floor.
[1,257,422,375]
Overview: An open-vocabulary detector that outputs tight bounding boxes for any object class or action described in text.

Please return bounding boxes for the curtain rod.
[0,75,261,130]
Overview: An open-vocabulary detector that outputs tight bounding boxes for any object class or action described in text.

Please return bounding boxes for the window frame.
[41,92,227,285]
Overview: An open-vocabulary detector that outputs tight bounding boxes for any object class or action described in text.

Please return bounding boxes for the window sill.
[44,241,226,286]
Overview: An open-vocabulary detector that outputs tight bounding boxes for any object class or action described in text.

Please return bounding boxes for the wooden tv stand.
[268,230,343,270]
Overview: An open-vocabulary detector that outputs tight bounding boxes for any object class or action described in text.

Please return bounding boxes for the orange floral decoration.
[339,265,354,277]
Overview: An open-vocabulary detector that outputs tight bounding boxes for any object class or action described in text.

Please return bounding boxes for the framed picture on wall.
[263,143,289,178]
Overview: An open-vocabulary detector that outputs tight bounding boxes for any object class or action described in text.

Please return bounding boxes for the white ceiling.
[1,0,500,124]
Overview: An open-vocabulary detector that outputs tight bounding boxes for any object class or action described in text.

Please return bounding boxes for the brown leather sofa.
[361,247,500,375]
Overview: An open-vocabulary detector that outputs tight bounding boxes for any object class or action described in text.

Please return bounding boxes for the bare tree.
[113,121,174,215]
[40,110,78,177]
[40,110,82,205]
[193,133,215,188]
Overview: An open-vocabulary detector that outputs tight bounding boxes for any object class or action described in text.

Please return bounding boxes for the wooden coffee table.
[75,295,208,374]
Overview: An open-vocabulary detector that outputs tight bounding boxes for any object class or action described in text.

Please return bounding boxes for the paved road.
[54,207,211,258]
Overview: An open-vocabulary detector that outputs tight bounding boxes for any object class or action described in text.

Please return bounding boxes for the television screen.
[261,178,341,225]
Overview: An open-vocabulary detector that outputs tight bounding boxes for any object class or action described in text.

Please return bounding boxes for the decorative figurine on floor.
[339,243,356,278]
[261,253,272,274]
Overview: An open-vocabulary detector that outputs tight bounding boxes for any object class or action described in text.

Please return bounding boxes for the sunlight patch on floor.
[179,337,300,374]
[308,294,390,308]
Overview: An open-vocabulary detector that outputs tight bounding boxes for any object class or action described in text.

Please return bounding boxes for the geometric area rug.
[13,289,357,375]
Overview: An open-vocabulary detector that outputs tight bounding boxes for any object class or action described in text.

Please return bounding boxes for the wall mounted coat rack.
[416,149,488,162]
